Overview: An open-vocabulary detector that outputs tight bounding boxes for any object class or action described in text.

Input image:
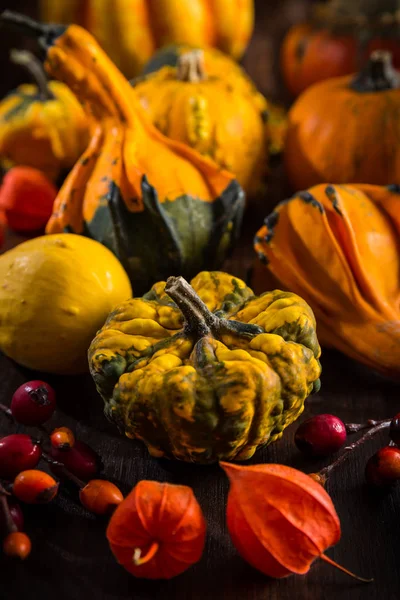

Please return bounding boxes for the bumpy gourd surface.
[89,271,321,463]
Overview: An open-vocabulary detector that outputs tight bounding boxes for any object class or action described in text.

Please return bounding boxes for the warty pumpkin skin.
[0,50,88,182]
[285,51,400,190]
[254,183,400,379]
[132,50,268,198]
[88,271,321,464]
[40,0,254,78]
[1,13,245,295]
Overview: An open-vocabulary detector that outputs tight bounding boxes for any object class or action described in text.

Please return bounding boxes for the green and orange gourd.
[0,12,245,294]
[89,271,321,463]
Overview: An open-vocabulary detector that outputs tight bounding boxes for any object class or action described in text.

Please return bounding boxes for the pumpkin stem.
[10,49,54,101]
[132,541,160,566]
[165,276,219,337]
[165,276,264,340]
[0,10,65,49]
[350,50,400,92]
[177,50,207,83]
[320,553,373,583]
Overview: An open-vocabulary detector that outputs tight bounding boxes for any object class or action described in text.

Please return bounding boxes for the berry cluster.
[0,381,123,560]
[294,412,400,487]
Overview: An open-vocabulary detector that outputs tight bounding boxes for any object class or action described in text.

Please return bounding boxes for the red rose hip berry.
[295,414,347,457]
[11,381,56,426]
[365,446,400,486]
[0,434,42,479]
[49,440,101,481]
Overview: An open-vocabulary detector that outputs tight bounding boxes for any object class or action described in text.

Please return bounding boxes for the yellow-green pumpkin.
[89,271,321,464]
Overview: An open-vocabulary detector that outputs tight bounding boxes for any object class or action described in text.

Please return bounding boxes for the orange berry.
[80,480,123,515]
[13,470,58,504]
[50,427,75,450]
[3,532,31,559]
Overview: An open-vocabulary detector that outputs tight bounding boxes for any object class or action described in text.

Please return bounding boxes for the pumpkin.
[1,12,245,295]
[281,1,400,97]
[285,51,400,190]
[88,271,321,464]
[141,44,287,159]
[254,183,400,379]
[0,233,132,374]
[132,49,268,198]
[0,49,88,182]
[40,0,254,79]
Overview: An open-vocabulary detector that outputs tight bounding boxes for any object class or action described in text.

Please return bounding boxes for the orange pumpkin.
[254,183,400,379]
[40,0,254,78]
[281,2,400,97]
[132,50,269,198]
[285,51,400,190]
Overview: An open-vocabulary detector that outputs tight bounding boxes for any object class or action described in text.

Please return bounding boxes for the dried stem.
[177,50,207,82]
[320,554,373,583]
[319,420,391,481]
[40,451,85,489]
[0,484,17,535]
[10,49,54,100]
[345,419,388,434]
[0,403,13,420]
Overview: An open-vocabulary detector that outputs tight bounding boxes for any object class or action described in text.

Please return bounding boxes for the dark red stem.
[0,483,17,535]
[319,420,391,481]
[40,451,85,489]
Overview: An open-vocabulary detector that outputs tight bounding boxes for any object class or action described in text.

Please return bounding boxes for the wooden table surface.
[1,1,400,599]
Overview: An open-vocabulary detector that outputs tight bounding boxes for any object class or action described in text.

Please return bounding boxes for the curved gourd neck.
[350,51,400,92]
[177,50,207,83]
[10,49,54,101]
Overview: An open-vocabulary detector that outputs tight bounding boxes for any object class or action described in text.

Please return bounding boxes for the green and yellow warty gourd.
[89,271,321,463]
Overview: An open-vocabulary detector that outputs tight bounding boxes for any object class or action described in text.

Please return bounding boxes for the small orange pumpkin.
[133,49,269,197]
[285,51,400,190]
[281,1,400,97]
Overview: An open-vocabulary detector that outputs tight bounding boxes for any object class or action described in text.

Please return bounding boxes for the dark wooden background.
[1,1,400,599]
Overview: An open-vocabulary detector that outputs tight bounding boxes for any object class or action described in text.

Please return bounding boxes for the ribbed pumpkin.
[132,49,268,197]
[40,0,254,78]
[285,51,400,190]
[141,44,287,168]
[254,183,400,379]
[1,13,245,295]
[281,0,400,96]
[0,49,88,182]
[89,271,321,463]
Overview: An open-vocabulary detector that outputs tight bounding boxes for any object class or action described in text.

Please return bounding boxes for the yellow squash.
[0,234,132,374]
